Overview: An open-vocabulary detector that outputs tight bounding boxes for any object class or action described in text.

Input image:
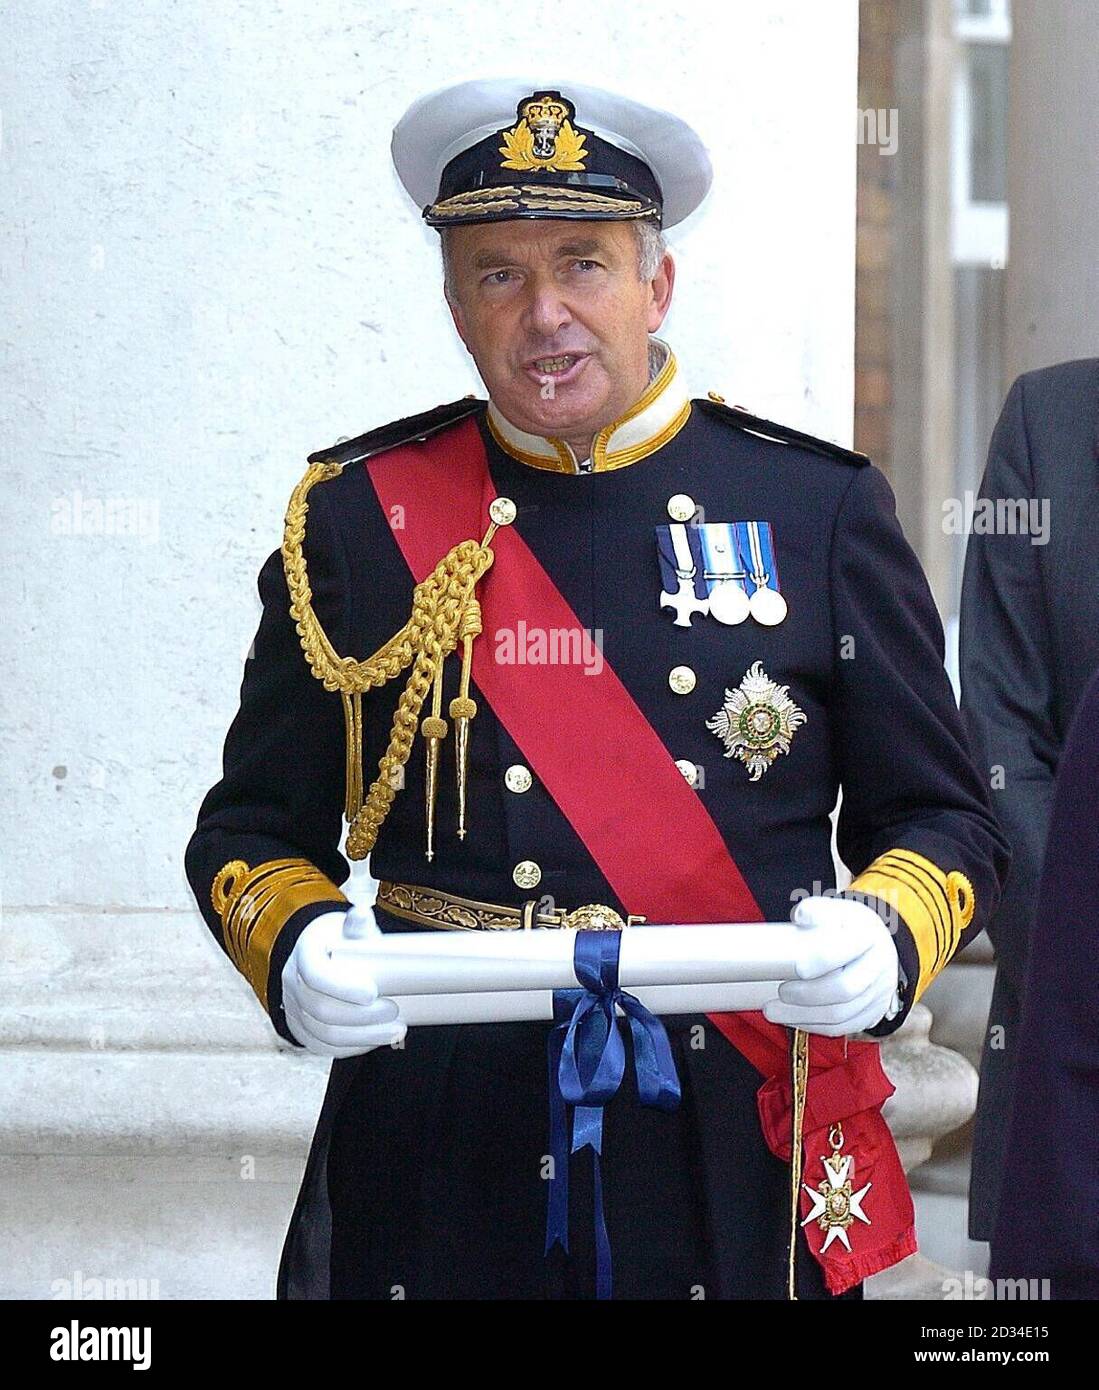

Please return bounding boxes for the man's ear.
[646,251,675,334]
[446,290,470,349]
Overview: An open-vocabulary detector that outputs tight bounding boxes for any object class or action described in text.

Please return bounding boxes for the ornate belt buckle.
[560,903,645,931]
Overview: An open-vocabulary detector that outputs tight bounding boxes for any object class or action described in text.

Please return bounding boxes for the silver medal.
[744,521,788,627]
[749,586,788,626]
[701,526,749,626]
[659,524,709,627]
[709,579,751,625]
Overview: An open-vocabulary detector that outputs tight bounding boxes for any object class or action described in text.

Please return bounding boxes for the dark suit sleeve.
[829,464,1011,1035]
[990,669,1099,1298]
[185,481,351,1044]
[959,375,1058,996]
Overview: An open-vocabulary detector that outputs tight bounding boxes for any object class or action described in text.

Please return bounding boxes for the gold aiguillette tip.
[450,600,482,843]
[421,714,447,860]
[449,695,477,838]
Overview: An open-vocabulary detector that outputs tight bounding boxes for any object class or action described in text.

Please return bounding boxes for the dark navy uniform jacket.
[186,355,1009,1299]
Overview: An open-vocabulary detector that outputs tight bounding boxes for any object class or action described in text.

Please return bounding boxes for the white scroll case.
[333,921,806,1026]
[392,982,779,1026]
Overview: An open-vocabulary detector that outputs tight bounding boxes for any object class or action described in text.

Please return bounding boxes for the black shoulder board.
[695,396,870,467]
[307,396,487,466]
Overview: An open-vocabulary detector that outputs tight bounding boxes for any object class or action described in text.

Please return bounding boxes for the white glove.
[763,895,902,1038]
[280,903,407,1058]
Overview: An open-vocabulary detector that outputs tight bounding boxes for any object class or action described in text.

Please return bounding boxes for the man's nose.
[521,275,572,338]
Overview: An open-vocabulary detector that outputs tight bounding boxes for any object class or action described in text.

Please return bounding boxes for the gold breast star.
[706,661,806,780]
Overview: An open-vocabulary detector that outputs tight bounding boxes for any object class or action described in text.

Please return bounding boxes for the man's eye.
[573,259,601,272]
[483,270,515,285]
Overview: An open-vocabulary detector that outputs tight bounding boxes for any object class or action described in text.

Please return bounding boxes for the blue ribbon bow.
[545,930,681,1299]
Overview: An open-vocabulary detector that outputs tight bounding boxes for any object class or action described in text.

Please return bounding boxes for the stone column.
[889,0,959,613]
[0,908,329,1299]
[1004,0,1099,382]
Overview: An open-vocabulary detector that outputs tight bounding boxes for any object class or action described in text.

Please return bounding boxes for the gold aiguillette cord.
[787,1026,809,1300]
[281,454,500,863]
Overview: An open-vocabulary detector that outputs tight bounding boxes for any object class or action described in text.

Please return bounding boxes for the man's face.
[444,219,674,443]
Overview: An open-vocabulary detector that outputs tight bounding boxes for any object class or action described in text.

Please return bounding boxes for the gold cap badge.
[499,91,588,172]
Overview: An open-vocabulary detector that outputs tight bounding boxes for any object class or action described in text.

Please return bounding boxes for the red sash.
[365,417,916,1293]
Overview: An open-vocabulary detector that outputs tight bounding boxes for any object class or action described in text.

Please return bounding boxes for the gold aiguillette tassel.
[421,664,448,860]
[449,598,482,840]
[340,691,364,821]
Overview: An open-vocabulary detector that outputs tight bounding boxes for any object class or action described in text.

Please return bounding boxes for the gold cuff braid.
[849,848,975,1000]
[281,462,497,860]
[212,857,348,1010]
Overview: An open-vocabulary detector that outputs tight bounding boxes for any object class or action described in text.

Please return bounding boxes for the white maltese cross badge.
[801,1133,872,1253]
[706,661,806,781]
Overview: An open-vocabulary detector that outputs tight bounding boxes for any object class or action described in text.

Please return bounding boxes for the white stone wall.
[0,0,859,1298]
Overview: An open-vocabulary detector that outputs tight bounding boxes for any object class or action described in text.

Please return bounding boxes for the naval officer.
[186,79,1009,1299]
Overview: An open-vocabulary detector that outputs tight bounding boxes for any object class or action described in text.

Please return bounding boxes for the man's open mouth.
[525,353,590,383]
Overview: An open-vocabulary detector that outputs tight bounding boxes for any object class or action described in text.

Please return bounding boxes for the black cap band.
[424,91,663,227]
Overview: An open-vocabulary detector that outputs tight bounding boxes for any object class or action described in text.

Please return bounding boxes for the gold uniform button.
[489,496,517,526]
[504,764,533,793]
[707,390,726,404]
[668,665,697,695]
[667,493,697,523]
[513,860,541,889]
[675,758,700,787]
